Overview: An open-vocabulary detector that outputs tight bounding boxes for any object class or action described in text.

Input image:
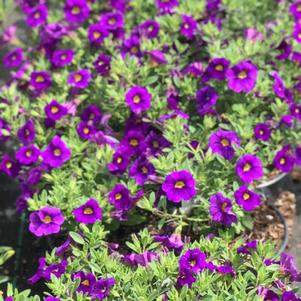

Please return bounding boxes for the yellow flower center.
[280,158,286,165]
[142,166,148,174]
[81,279,90,286]
[243,163,251,172]
[190,259,196,266]
[26,150,32,157]
[221,138,229,147]
[117,157,122,163]
[5,162,12,169]
[153,141,159,148]
[93,31,101,39]
[133,95,141,104]
[51,106,59,114]
[84,207,94,215]
[43,215,52,224]
[295,108,300,114]
[115,193,122,200]
[61,54,67,60]
[35,75,45,83]
[25,129,30,136]
[131,47,138,54]
[175,181,185,189]
[215,64,224,71]
[83,127,90,134]
[71,6,81,15]
[108,18,116,25]
[34,12,41,19]
[184,23,190,29]
[53,148,61,157]
[130,139,138,146]
[74,74,82,82]
[238,71,247,79]
[221,202,228,212]
[259,130,264,135]
[243,193,250,200]
[298,4,301,12]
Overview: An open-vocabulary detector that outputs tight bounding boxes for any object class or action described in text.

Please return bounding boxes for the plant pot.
[256,173,293,200]
[250,201,288,257]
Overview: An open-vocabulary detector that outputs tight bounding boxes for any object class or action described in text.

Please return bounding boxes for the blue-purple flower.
[162,170,196,203]
[235,154,263,183]
[234,186,261,211]
[73,199,102,224]
[125,86,152,114]
[68,69,91,89]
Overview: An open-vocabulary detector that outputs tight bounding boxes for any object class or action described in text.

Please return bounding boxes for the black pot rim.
[268,203,289,258]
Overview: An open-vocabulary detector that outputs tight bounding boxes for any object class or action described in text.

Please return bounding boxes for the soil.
[249,192,296,251]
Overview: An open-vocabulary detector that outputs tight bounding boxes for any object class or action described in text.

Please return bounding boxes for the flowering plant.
[0,0,301,299]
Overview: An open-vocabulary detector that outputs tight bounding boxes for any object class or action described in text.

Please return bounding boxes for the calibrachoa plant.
[0,0,301,299]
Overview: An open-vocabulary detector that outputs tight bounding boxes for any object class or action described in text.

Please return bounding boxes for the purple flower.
[280,253,301,282]
[290,1,301,19]
[276,40,292,61]
[244,28,263,42]
[209,192,237,226]
[208,129,240,160]
[16,145,40,166]
[107,150,130,174]
[290,103,301,120]
[120,130,145,156]
[0,154,20,177]
[139,20,160,39]
[68,69,91,89]
[179,248,206,273]
[29,207,64,237]
[51,49,74,68]
[227,60,258,93]
[254,123,271,141]
[237,240,258,254]
[94,54,111,76]
[87,23,109,45]
[176,271,196,288]
[42,135,71,168]
[154,234,184,251]
[30,71,52,91]
[292,25,301,44]
[282,291,301,301]
[295,145,301,165]
[3,48,23,68]
[28,257,67,284]
[196,86,218,116]
[155,0,179,14]
[26,166,44,185]
[273,145,295,173]
[41,23,67,44]
[64,0,90,23]
[235,154,263,183]
[26,4,48,28]
[108,183,133,210]
[143,131,170,156]
[77,121,96,140]
[81,104,102,126]
[147,50,167,66]
[180,15,198,39]
[129,157,155,185]
[184,62,203,77]
[90,277,115,300]
[234,186,261,211]
[99,12,124,31]
[206,58,230,81]
[72,272,96,294]
[273,72,286,99]
[73,199,102,224]
[125,86,152,114]
[122,35,141,58]
[17,119,36,144]
[45,100,68,121]
[162,170,196,203]
[123,251,159,267]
